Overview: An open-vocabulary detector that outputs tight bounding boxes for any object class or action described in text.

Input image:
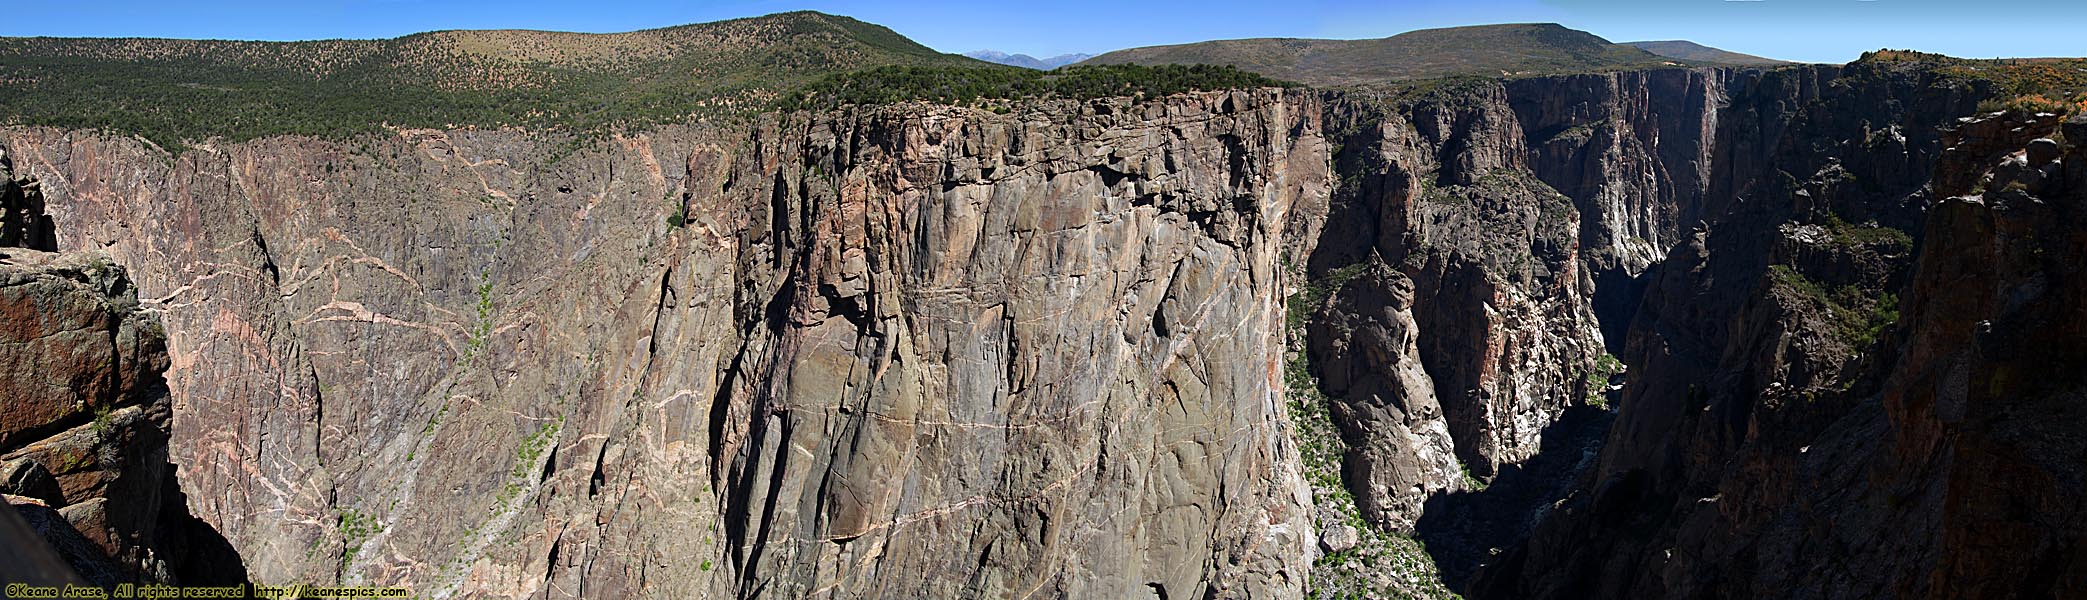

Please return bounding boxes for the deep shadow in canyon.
[1415,403,1615,589]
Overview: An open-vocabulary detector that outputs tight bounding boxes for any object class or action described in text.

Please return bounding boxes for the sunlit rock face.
[6,89,1329,598]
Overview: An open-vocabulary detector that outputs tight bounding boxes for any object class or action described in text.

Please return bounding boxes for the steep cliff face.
[1902,114,2087,597]
[3,89,1328,598]
[1307,83,1599,529]
[1509,69,1737,347]
[1463,57,2079,600]
[1,154,244,587]
[1286,68,1766,591]
[1301,67,1744,528]
[682,91,1328,599]
[1510,69,1731,274]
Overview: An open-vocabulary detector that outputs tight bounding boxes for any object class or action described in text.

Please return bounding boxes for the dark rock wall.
[1465,57,2087,600]
[1,147,59,251]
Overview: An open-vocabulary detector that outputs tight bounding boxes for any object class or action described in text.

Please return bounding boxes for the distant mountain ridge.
[1079,23,1771,85]
[0,11,993,148]
[965,50,1094,70]
[0,10,1802,152]
[1625,40,1791,65]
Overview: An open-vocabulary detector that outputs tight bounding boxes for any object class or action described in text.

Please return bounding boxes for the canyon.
[2,31,2082,600]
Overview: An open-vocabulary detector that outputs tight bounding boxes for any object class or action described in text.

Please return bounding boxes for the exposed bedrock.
[1,154,247,587]
[1299,68,1764,535]
[1464,53,2087,600]
[5,89,1330,598]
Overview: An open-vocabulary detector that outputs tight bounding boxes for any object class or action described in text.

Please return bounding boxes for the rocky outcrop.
[1,159,245,586]
[1305,262,1460,531]
[1,147,58,251]
[0,495,86,585]
[1894,113,2087,598]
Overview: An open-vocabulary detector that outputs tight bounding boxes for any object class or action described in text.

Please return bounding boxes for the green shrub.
[338,508,380,569]
[1821,213,1912,249]
[1584,353,1624,409]
[1769,265,1900,348]
[1976,94,2085,115]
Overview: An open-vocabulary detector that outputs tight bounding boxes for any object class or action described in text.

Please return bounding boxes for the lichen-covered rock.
[0,247,239,586]
[2,457,65,504]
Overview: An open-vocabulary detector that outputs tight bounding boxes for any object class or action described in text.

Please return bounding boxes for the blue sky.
[2,0,2083,64]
